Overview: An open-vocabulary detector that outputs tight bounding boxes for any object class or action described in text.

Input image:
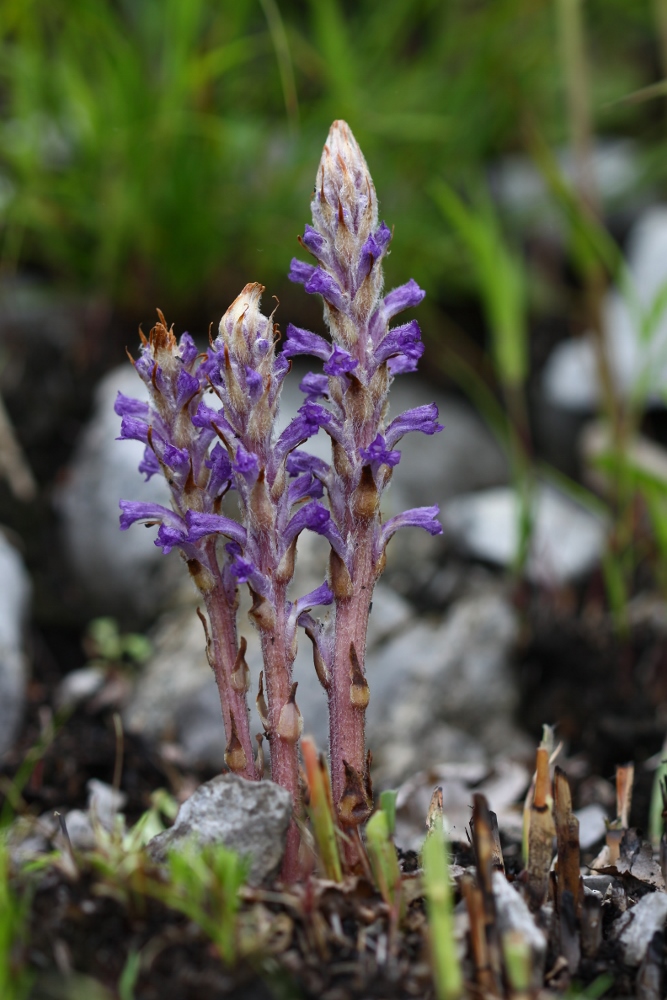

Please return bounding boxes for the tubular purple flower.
[323,345,358,376]
[299,372,330,401]
[359,434,401,469]
[282,324,331,361]
[184,510,248,547]
[114,393,149,419]
[376,506,443,556]
[384,403,444,448]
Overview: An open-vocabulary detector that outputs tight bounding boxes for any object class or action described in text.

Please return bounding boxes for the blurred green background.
[0,0,663,328]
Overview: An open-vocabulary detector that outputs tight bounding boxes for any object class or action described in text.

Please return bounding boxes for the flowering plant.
[118,121,442,878]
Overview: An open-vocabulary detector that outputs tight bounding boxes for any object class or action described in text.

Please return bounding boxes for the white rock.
[146,773,292,884]
[575,804,608,850]
[612,892,667,966]
[543,205,667,410]
[54,365,184,619]
[0,531,31,757]
[441,484,606,584]
[55,666,106,711]
[493,871,547,981]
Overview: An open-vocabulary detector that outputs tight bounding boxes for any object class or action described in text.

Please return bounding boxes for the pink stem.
[260,584,302,881]
[200,540,257,781]
[328,527,374,825]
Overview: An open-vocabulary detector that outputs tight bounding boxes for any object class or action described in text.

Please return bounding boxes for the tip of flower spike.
[316,121,377,236]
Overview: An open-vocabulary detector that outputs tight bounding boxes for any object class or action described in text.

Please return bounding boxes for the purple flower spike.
[282,324,331,361]
[323,345,358,376]
[359,434,401,468]
[385,403,444,449]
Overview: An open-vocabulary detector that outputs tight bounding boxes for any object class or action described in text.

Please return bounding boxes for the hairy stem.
[199,540,257,782]
[260,585,301,880]
[329,527,373,830]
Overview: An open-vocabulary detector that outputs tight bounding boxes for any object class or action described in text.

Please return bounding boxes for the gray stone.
[367,591,521,784]
[542,205,667,410]
[146,773,292,884]
[493,872,547,983]
[611,892,667,966]
[55,666,106,712]
[0,531,31,757]
[441,484,606,585]
[54,364,186,619]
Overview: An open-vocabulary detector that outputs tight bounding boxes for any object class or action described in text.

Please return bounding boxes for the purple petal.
[282,324,331,361]
[359,434,401,468]
[284,502,347,562]
[233,444,259,481]
[114,392,149,419]
[185,510,247,547]
[304,269,346,311]
[323,345,358,377]
[382,279,426,320]
[374,320,422,366]
[283,501,331,548]
[288,472,325,505]
[294,581,334,618]
[301,225,327,258]
[155,523,188,554]
[276,402,333,458]
[178,332,198,365]
[205,443,233,496]
[378,505,442,553]
[388,351,423,375]
[357,222,392,284]
[175,368,200,409]
[299,372,329,401]
[119,500,184,532]
[162,444,190,471]
[289,258,318,286]
[138,447,161,480]
[286,449,330,478]
[385,404,444,449]
[245,366,263,399]
[118,414,150,444]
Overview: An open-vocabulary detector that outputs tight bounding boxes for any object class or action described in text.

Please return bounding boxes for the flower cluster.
[118,122,443,878]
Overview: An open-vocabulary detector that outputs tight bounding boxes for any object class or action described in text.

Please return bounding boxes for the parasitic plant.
[285,120,443,832]
[118,121,443,879]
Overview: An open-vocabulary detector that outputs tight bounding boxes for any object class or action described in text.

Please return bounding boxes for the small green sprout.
[422,813,463,1000]
[365,809,403,918]
[301,736,342,882]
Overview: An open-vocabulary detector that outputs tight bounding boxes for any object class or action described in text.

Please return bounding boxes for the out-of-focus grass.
[0,0,659,315]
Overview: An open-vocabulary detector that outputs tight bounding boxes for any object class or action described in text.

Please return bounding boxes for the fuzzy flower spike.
[117,313,258,781]
[200,283,335,879]
[287,122,443,832]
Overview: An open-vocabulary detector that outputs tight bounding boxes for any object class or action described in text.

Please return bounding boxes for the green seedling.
[648,741,667,848]
[422,813,462,1000]
[84,617,151,670]
[379,789,397,837]
[301,736,342,883]
[365,809,403,918]
[503,931,532,1000]
[0,841,32,1000]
